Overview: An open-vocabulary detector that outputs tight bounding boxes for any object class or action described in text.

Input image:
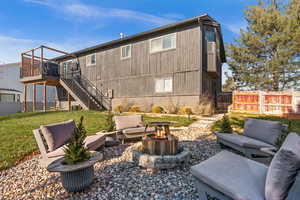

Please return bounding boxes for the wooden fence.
[231,91,300,118]
[217,92,232,112]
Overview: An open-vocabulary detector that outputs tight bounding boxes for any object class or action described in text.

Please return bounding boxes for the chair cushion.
[286,172,300,200]
[191,150,267,200]
[84,134,106,150]
[47,145,66,158]
[216,132,275,149]
[265,132,300,200]
[122,127,155,135]
[114,115,143,130]
[244,118,282,146]
[47,134,106,158]
[40,120,76,151]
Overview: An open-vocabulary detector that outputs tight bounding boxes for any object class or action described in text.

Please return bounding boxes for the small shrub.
[151,106,164,113]
[179,107,193,118]
[165,104,179,114]
[113,104,123,113]
[129,105,140,112]
[64,116,90,165]
[219,115,233,133]
[103,112,115,132]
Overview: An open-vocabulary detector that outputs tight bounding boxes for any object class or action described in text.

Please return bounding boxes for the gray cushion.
[216,132,275,149]
[84,134,106,150]
[191,150,267,200]
[122,127,155,135]
[47,145,66,158]
[265,132,300,200]
[40,120,76,151]
[244,118,282,146]
[47,134,106,158]
[286,172,300,200]
[114,115,143,130]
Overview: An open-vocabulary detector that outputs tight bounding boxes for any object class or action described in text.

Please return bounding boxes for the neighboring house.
[20,14,226,112]
[0,88,22,115]
[0,63,56,113]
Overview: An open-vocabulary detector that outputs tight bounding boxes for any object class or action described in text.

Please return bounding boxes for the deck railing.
[20,45,75,79]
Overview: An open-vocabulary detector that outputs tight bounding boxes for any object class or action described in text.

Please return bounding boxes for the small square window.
[155,77,173,93]
[86,54,96,66]
[121,45,131,59]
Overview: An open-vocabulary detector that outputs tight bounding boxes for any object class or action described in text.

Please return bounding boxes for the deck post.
[31,50,34,76]
[24,84,27,112]
[68,93,71,111]
[43,82,47,111]
[33,84,36,111]
[41,47,43,75]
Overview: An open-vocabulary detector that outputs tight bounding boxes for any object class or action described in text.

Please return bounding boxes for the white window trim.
[120,44,132,59]
[155,77,173,93]
[86,53,97,66]
[150,33,176,54]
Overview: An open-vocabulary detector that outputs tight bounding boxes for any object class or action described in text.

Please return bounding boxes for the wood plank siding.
[55,15,226,111]
[69,25,202,99]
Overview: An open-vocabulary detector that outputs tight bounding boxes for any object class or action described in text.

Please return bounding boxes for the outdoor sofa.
[215,118,287,162]
[33,120,106,167]
[114,115,155,143]
[191,132,300,200]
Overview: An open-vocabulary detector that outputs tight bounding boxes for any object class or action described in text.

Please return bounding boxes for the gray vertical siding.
[73,24,202,99]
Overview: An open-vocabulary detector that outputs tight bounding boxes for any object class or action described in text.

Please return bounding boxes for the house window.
[0,94,15,102]
[121,45,131,59]
[150,33,176,53]
[205,27,216,42]
[86,54,96,66]
[155,77,173,93]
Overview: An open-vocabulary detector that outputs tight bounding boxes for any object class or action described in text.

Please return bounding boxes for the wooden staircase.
[60,78,104,110]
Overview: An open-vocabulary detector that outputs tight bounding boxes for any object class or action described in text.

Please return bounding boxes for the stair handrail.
[76,74,112,110]
[60,77,93,109]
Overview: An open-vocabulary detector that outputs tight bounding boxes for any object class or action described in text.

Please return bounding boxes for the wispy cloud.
[24,0,181,26]
[225,21,247,35]
[0,34,111,63]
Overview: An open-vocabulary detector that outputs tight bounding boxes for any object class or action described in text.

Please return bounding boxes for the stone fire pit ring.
[131,146,190,170]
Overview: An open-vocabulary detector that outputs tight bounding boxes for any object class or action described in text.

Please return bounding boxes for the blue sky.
[0,0,257,80]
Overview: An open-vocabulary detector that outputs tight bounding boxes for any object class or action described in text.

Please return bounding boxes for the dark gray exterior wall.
[58,21,223,111]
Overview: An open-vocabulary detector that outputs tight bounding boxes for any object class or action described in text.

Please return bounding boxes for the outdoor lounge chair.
[191,132,300,200]
[33,120,106,167]
[114,115,155,144]
[215,118,287,162]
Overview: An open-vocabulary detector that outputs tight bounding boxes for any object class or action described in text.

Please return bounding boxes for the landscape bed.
[212,112,300,134]
[0,110,195,170]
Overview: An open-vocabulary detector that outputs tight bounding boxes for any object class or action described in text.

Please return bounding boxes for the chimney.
[120,33,124,39]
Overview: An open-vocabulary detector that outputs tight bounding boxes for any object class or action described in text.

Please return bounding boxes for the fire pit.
[131,121,190,172]
[142,121,178,155]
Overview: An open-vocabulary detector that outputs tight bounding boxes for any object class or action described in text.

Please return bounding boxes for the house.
[19,14,226,112]
[0,63,56,113]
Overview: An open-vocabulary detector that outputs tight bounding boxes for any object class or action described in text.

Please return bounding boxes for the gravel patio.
[0,119,221,200]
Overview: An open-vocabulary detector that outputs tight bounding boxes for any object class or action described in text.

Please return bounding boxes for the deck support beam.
[33,84,36,111]
[24,84,27,112]
[68,93,71,111]
[43,82,47,111]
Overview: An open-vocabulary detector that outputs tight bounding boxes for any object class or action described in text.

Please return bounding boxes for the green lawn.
[212,112,300,134]
[0,110,195,170]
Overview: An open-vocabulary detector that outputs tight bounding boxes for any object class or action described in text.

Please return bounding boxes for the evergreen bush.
[220,115,233,133]
[103,111,115,132]
[64,116,90,165]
